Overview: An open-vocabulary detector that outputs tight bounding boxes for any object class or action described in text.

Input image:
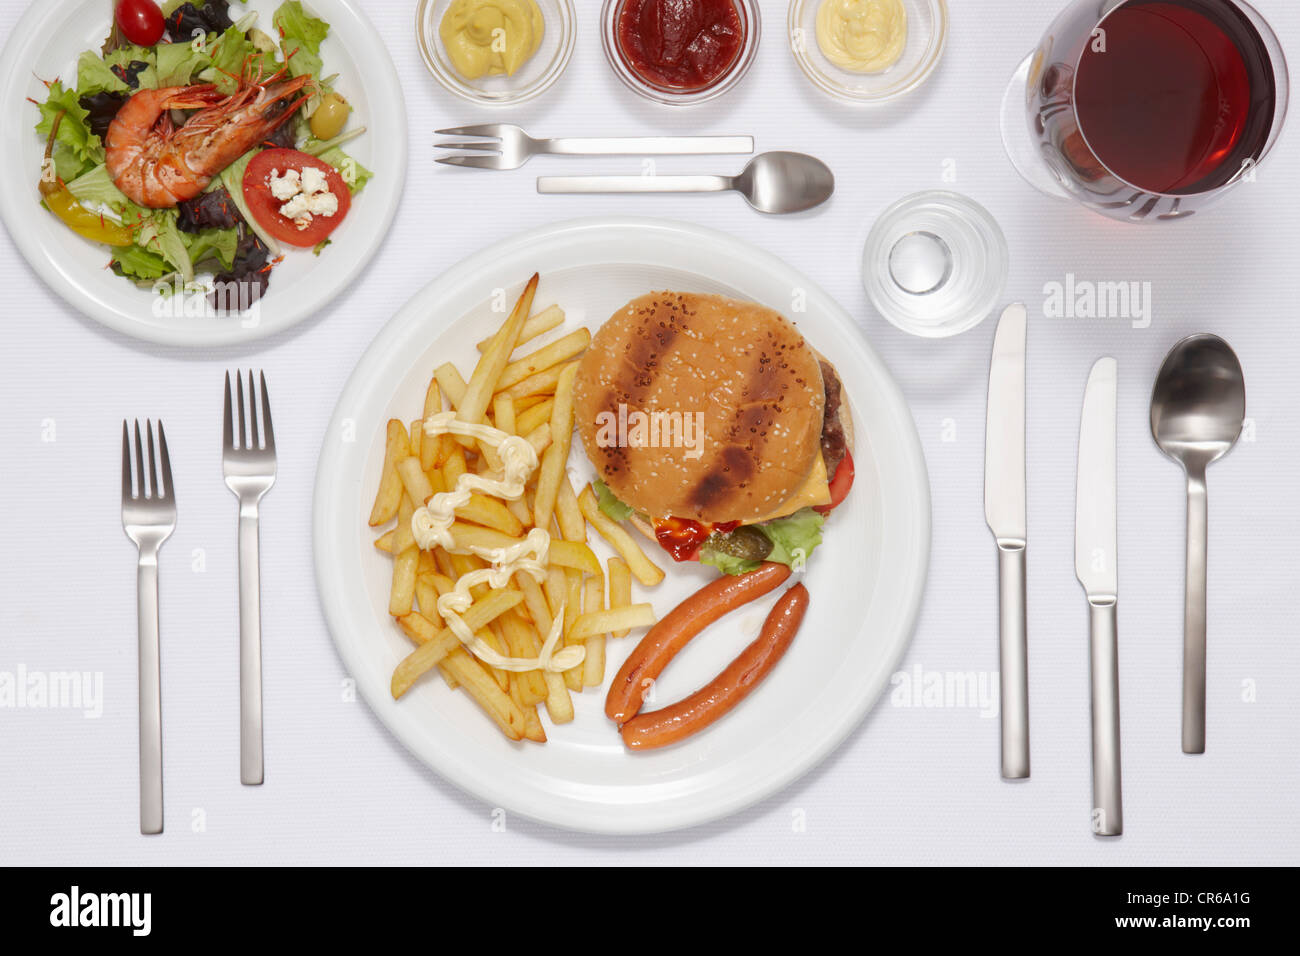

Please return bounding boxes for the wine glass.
[1000,0,1289,222]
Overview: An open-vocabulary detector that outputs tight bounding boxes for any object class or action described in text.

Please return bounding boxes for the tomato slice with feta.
[241,148,351,248]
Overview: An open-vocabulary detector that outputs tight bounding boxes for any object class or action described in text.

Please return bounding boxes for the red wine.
[1074,0,1276,195]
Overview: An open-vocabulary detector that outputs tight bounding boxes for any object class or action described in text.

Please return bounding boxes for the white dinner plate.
[313,218,931,833]
[0,0,406,347]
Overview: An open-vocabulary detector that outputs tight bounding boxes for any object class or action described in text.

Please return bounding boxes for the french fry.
[440,648,526,741]
[512,395,548,413]
[492,395,516,436]
[449,552,491,601]
[434,363,467,409]
[496,329,590,393]
[373,529,396,553]
[532,444,565,537]
[433,548,456,580]
[505,494,533,528]
[607,556,632,637]
[542,669,573,724]
[533,363,577,532]
[389,495,418,616]
[390,548,418,617]
[420,378,446,471]
[568,604,657,642]
[546,539,602,575]
[456,494,524,537]
[508,674,547,743]
[582,573,606,688]
[478,626,511,693]
[515,571,553,636]
[563,570,583,690]
[457,274,539,440]
[495,362,570,404]
[499,612,547,704]
[392,493,416,552]
[513,398,554,438]
[442,444,468,489]
[448,522,525,555]
[416,551,436,575]
[543,565,566,619]
[408,420,423,461]
[396,456,434,507]
[577,485,666,586]
[415,573,440,619]
[368,420,410,526]
[555,476,586,543]
[550,361,577,445]
[523,423,551,458]
[426,465,448,498]
[391,589,524,696]
[475,304,565,353]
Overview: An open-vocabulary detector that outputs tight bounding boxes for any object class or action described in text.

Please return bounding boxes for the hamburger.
[574,291,855,574]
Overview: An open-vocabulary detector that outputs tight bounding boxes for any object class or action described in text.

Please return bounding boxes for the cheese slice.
[746,453,832,524]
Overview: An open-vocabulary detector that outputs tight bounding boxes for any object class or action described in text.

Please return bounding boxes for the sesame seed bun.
[574,291,830,525]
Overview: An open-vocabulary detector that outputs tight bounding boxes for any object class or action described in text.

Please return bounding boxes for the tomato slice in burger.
[815,450,855,516]
[241,148,351,248]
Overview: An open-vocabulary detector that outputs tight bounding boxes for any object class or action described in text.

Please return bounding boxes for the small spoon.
[537,151,835,215]
[1150,334,1246,754]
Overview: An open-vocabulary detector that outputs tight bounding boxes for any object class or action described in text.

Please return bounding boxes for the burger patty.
[819,361,847,479]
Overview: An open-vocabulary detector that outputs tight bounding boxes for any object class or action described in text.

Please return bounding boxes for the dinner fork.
[121,419,175,835]
[435,123,754,170]
[222,371,277,786]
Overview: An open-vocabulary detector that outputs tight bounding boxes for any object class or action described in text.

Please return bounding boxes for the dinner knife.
[1075,357,1123,836]
[984,303,1029,780]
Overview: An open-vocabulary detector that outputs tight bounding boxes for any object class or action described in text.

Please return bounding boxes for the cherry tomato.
[814,449,855,516]
[241,148,352,248]
[115,0,165,47]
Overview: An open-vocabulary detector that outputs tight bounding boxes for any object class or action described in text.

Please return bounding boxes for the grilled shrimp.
[105,69,312,209]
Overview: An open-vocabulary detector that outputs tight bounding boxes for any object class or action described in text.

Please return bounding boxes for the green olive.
[310,92,351,141]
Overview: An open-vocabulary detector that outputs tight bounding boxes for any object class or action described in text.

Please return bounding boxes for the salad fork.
[435,123,754,170]
[121,419,175,835]
[222,371,277,786]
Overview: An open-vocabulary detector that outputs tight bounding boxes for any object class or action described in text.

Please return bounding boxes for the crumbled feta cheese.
[306,190,338,217]
[280,193,313,228]
[267,168,301,201]
[270,164,338,231]
[299,165,328,196]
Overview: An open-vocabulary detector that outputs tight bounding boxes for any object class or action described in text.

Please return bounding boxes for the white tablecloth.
[2,0,1297,865]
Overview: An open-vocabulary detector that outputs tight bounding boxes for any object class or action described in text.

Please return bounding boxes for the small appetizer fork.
[121,419,175,835]
[222,371,277,786]
[435,123,754,170]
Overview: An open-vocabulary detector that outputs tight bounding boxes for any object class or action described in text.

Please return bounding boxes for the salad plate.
[312,217,932,834]
[0,0,406,347]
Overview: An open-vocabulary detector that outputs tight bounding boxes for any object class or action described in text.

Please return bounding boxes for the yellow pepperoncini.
[41,112,135,247]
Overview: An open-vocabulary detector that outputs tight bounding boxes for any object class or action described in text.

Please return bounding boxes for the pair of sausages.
[606,562,810,750]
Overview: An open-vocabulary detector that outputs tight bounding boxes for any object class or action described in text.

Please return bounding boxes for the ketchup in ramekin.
[603,0,759,104]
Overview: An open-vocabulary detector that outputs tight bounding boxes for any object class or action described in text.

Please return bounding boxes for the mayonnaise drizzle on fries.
[412,412,584,674]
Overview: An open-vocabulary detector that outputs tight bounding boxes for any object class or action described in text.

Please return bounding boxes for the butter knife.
[1075,357,1123,836]
[984,303,1029,780]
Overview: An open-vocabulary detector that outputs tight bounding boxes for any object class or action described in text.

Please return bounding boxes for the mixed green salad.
[34,0,373,310]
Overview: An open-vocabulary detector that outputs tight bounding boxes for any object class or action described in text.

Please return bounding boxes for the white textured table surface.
[2,0,1297,865]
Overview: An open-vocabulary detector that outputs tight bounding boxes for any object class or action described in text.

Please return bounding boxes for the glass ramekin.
[416,0,576,106]
[788,0,947,104]
[601,0,761,106]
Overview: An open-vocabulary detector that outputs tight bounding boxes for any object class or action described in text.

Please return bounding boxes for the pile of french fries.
[368,273,667,743]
